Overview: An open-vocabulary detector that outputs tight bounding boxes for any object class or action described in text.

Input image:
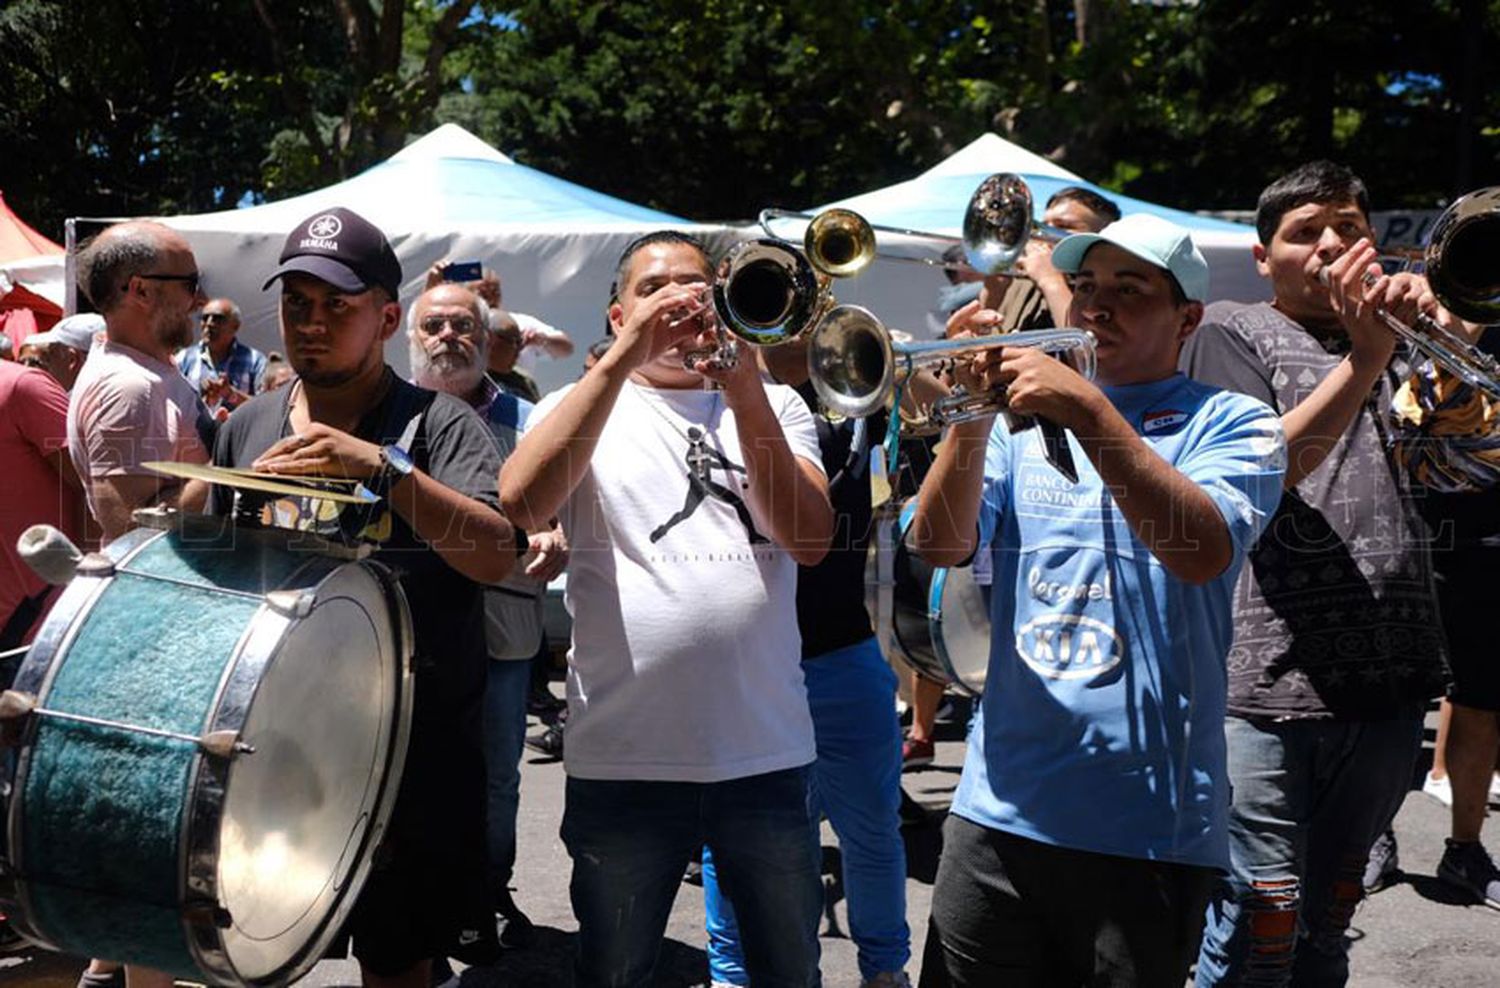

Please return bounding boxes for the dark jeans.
[562,766,822,988]
[1195,715,1424,987]
[920,815,1215,988]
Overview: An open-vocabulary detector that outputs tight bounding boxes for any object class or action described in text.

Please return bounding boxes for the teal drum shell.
[2,521,413,986]
[888,498,989,697]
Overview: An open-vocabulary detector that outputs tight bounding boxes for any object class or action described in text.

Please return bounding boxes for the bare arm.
[252,426,517,585]
[1281,241,1425,488]
[719,375,833,566]
[90,474,200,544]
[499,281,708,530]
[907,417,995,567]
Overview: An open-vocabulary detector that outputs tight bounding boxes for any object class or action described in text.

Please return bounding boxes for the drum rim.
[927,567,985,698]
[180,551,415,986]
[2,525,164,953]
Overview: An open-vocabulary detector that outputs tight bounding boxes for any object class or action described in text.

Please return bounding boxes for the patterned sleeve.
[1391,362,1500,493]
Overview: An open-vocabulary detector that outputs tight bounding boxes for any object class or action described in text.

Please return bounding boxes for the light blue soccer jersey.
[953,373,1285,869]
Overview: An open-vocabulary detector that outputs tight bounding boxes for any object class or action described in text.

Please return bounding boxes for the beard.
[410,337,486,395]
[155,310,195,352]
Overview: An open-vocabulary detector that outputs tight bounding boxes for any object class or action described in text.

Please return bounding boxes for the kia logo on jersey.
[1014,614,1124,680]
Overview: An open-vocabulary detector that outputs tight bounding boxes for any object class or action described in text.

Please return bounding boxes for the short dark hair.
[1045,187,1122,226]
[1255,160,1370,245]
[77,225,166,311]
[587,336,615,361]
[610,231,711,302]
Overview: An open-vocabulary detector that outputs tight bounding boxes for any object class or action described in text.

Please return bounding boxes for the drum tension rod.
[0,691,255,758]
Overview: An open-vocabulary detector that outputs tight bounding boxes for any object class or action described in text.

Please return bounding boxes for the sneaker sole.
[1436,867,1500,911]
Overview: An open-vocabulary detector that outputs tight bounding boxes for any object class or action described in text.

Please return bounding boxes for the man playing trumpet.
[910,214,1286,986]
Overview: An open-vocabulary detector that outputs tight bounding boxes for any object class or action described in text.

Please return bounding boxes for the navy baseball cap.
[263,207,403,299]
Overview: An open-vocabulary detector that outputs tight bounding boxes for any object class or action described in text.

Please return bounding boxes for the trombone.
[1323,186,1500,399]
[760,172,1069,279]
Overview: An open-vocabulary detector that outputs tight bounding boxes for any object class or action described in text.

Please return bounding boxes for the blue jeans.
[562,766,823,988]
[1196,715,1424,987]
[704,638,910,983]
[482,658,532,895]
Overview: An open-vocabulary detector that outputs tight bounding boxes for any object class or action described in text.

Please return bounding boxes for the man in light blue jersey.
[909,214,1287,987]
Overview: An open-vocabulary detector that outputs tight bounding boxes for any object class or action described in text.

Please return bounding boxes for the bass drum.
[1,518,413,987]
[885,499,990,697]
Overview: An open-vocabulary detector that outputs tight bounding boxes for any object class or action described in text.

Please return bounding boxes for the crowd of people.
[0,160,1496,988]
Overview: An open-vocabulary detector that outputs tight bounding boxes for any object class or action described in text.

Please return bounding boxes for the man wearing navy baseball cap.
[908,214,1288,986]
[214,207,525,986]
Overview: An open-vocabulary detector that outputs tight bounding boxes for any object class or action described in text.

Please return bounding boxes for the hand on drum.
[252,423,384,481]
[972,345,1098,432]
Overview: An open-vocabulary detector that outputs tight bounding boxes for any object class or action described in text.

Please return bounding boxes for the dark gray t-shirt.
[1180,301,1447,720]
[212,374,503,742]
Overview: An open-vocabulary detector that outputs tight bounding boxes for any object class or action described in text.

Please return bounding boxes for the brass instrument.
[807,303,1097,427]
[1324,186,1500,398]
[760,172,1069,279]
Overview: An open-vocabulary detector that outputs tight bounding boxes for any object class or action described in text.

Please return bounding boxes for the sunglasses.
[200,312,231,323]
[420,314,479,336]
[138,271,202,295]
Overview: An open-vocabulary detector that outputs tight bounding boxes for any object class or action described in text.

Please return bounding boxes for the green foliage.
[1,0,1497,238]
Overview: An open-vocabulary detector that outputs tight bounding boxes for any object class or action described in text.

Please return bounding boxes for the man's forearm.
[1074,400,1231,584]
[390,470,518,584]
[499,359,629,529]
[910,417,992,566]
[729,383,831,564]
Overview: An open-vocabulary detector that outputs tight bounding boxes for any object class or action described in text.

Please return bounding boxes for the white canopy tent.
[764,133,1270,340]
[70,125,735,393]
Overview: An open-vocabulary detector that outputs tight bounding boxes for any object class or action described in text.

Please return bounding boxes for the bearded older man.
[407,283,568,953]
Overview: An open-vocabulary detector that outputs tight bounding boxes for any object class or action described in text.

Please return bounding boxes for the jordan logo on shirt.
[650,427,768,544]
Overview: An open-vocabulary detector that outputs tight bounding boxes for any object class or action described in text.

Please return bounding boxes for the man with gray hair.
[68,221,214,546]
[407,282,567,953]
[176,296,267,414]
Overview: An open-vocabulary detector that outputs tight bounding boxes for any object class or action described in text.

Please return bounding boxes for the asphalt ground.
[1,699,1496,987]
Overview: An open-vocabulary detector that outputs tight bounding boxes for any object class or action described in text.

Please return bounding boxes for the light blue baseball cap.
[1050,213,1210,302]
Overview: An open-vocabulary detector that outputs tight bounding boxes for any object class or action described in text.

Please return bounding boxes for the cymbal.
[144,461,379,505]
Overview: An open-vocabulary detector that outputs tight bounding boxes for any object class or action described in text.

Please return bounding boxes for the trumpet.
[685,210,878,371]
[1322,186,1500,398]
[760,172,1068,279]
[807,303,1097,427]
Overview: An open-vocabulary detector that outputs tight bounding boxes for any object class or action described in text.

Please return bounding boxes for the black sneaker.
[524,723,564,759]
[527,688,566,721]
[429,956,457,987]
[76,968,126,988]
[495,890,537,950]
[1362,829,1399,894]
[1437,838,1500,910]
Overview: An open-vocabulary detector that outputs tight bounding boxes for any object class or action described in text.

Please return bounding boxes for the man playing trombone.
[908,214,1286,987]
[1181,161,1492,985]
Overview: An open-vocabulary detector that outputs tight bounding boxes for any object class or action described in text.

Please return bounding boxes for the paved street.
[2,700,1497,987]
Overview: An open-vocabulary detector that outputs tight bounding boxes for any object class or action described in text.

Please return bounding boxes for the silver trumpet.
[807,303,1096,426]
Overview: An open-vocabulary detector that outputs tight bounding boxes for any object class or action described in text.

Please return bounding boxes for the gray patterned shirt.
[1180,301,1447,720]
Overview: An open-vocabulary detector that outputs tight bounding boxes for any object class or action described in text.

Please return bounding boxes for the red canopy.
[0,192,64,344]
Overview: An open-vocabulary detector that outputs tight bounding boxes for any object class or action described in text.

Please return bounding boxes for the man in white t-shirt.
[499,231,834,986]
[69,221,214,546]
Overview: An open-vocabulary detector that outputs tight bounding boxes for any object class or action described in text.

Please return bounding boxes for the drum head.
[929,565,989,696]
[214,562,403,981]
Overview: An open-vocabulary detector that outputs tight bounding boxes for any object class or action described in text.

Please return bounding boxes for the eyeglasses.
[139,271,202,295]
[419,314,479,336]
[200,312,230,323]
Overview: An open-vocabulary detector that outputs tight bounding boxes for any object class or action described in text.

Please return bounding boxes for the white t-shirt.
[67,340,212,525]
[527,379,823,782]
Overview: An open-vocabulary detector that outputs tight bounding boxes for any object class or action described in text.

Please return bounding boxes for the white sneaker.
[1423,770,1454,807]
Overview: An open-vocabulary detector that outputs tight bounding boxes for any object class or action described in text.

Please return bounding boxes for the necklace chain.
[632,381,720,446]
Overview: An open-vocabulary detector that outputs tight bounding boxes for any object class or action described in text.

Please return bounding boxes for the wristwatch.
[376,443,415,493]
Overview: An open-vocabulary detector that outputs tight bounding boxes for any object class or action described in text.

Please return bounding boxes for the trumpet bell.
[714,239,822,346]
[963,173,1036,276]
[806,208,877,278]
[808,304,895,420]
[1426,186,1500,325]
